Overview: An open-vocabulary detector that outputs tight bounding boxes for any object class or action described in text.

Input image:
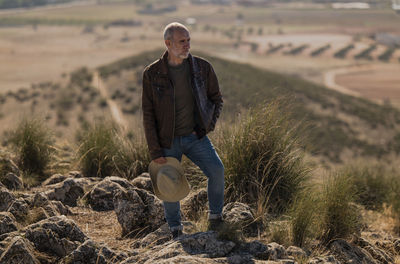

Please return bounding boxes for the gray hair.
[163,22,189,41]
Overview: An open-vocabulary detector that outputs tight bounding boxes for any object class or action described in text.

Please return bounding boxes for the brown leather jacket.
[142,51,223,160]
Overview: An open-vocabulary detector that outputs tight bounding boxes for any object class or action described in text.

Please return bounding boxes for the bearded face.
[166,29,190,60]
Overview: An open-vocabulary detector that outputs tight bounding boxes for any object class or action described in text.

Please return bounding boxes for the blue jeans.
[162,133,224,231]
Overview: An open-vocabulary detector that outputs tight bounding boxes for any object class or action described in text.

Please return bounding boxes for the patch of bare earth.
[68,206,134,251]
[335,63,400,106]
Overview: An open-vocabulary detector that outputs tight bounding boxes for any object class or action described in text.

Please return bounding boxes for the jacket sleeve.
[142,68,164,160]
[206,64,223,131]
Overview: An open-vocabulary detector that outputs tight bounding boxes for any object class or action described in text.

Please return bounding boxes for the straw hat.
[149,157,190,202]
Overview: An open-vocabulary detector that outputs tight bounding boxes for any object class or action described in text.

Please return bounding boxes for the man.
[142,22,224,238]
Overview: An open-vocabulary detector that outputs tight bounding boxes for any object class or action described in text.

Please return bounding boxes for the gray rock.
[329,239,377,264]
[82,178,126,211]
[68,171,83,178]
[0,186,16,211]
[32,192,49,208]
[7,198,29,221]
[50,200,72,216]
[308,255,339,264]
[1,173,23,190]
[32,192,71,216]
[46,178,94,206]
[131,173,153,192]
[113,187,164,236]
[132,221,197,249]
[394,239,400,253]
[104,176,134,189]
[353,237,394,264]
[24,215,86,257]
[223,202,258,235]
[286,246,307,259]
[61,239,127,264]
[243,241,287,261]
[0,156,20,183]
[126,231,236,263]
[0,212,18,236]
[177,231,236,257]
[265,242,287,261]
[42,173,67,186]
[0,236,40,264]
[131,223,171,248]
[181,188,208,220]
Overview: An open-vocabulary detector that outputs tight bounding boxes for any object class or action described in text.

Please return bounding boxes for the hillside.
[2,49,400,263]
[97,49,400,163]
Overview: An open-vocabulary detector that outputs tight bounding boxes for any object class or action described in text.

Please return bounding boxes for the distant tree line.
[0,0,72,9]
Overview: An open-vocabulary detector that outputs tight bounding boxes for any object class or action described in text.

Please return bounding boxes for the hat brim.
[149,157,190,202]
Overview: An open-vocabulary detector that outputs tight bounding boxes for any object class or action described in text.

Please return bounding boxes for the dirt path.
[92,71,128,131]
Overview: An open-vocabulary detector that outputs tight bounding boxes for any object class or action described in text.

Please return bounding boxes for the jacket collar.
[159,50,200,76]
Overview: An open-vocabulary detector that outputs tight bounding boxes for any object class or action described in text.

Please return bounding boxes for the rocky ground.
[1,158,400,263]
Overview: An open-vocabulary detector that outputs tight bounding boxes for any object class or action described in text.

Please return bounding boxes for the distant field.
[0,1,399,110]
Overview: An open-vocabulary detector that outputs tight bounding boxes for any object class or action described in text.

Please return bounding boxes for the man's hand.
[153,157,167,164]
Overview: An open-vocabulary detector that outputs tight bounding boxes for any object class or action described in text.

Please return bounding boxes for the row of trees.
[0,0,71,9]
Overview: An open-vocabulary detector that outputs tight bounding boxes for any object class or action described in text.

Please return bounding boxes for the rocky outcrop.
[131,173,153,192]
[7,198,29,221]
[355,237,394,264]
[1,173,23,190]
[42,174,67,186]
[113,187,164,236]
[45,178,98,206]
[0,187,16,211]
[124,231,236,263]
[32,192,71,216]
[329,239,377,263]
[24,216,87,258]
[82,177,130,211]
[223,202,259,235]
[308,255,340,264]
[0,156,22,191]
[104,176,134,189]
[0,212,18,236]
[181,188,208,220]
[61,239,127,264]
[0,236,40,264]
[286,246,307,259]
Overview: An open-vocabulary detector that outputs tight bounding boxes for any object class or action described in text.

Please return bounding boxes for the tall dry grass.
[8,118,55,184]
[318,172,360,244]
[76,121,149,179]
[218,101,311,214]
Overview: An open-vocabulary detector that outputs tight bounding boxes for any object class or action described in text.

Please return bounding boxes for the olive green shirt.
[168,59,195,136]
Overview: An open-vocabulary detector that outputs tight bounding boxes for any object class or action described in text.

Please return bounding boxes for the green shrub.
[9,118,55,179]
[318,172,360,244]
[113,132,150,180]
[342,164,390,210]
[387,174,400,234]
[268,219,291,247]
[219,102,311,214]
[77,122,120,178]
[77,122,150,179]
[290,190,316,247]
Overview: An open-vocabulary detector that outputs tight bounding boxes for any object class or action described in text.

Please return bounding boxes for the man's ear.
[165,39,171,48]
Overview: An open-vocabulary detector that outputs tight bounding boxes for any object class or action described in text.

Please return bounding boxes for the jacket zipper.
[170,77,175,144]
